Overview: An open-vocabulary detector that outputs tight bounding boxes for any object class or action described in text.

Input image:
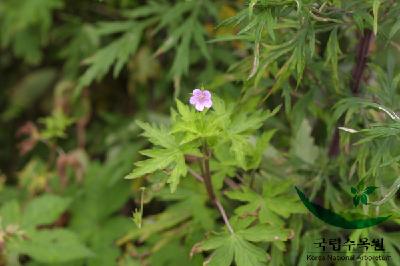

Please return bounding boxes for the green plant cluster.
[1,0,400,265]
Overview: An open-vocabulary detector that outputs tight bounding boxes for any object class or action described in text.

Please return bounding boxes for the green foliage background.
[0,0,400,265]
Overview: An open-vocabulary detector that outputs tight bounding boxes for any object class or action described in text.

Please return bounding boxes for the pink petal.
[195,103,205,111]
[192,89,202,96]
[203,90,211,99]
[189,96,197,105]
[203,99,212,108]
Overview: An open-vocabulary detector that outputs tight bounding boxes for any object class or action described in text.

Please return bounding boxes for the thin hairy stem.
[224,178,240,190]
[214,200,234,234]
[188,167,204,182]
[202,144,216,200]
[189,167,239,191]
[201,143,234,234]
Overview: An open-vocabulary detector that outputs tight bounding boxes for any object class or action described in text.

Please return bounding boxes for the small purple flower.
[189,89,212,111]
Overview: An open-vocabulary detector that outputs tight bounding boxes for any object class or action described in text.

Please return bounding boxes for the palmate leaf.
[226,106,280,168]
[197,217,292,265]
[125,120,201,192]
[150,0,212,81]
[0,0,63,63]
[228,109,274,135]
[237,224,292,243]
[16,229,93,264]
[211,143,239,190]
[125,148,183,190]
[325,27,341,92]
[193,20,211,60]
[119,200,194,244]
[85,218,132,266]
[78,26,143,92]
[0,195,71,230]
[291,119,319,165]
[175,92,278,167]
[244,130,276,170]
[226,179,306,226]
[59,23,99,78]
[1,200,92,265]
[172,99,225,143]
[22,194,71,228]
[167,18,211,80]
[168,153,188,192]
[153,1,194,33]
[68,161,133,266]
[151,239,204,266]
[171,100,199,139]
[170,22,192,78]
[0,200,21,226]
[229,134,250,168]
[156,185,216,231]
[198,233,267,266]
[136,121,176,149]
